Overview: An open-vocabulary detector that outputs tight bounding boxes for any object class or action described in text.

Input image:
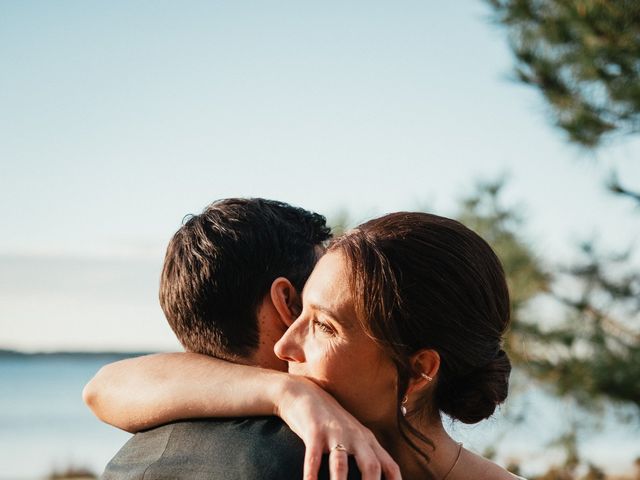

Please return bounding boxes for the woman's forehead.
[305,251,348,291]
[303,252,356,325]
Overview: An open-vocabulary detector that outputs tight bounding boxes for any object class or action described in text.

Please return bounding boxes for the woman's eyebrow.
[307,303,337,319]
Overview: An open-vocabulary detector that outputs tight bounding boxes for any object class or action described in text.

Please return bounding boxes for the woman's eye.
[313,319,334,336]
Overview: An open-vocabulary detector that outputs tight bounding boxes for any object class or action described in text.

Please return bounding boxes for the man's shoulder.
[166,418,361,479]
[102,417,305,480]
[173,416,308,476]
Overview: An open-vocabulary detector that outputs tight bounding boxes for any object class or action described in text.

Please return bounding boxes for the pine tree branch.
[608,176,640,206]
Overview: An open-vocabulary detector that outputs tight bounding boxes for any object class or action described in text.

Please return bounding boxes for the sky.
[1,0,639,351]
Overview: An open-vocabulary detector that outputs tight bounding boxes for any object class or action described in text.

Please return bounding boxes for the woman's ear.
[407,348,440,395]
[270,277,302,327]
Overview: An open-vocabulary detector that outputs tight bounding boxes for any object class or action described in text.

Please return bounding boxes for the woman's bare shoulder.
[459,447,524,480]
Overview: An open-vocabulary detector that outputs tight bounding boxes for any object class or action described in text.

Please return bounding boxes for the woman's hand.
[275,375,402,480]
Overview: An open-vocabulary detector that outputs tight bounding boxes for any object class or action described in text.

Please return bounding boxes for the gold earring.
[400,395,408,416]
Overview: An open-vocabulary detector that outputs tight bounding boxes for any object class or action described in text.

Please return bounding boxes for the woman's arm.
[83,353,401,480]
[83,352,285,431]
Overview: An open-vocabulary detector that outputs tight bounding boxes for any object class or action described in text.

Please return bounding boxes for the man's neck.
[247,345,287,371]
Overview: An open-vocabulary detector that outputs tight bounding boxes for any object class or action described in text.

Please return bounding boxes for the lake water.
[0,353,133,480]
[1,352,638,479]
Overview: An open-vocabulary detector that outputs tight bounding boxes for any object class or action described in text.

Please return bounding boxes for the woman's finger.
[328,444,349,480]
[374,444,402,480]
[303,442,323,480]
[352,445,382,480]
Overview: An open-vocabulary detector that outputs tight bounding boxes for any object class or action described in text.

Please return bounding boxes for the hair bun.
[437,349,512,424]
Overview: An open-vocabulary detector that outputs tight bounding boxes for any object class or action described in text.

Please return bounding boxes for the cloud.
[0,254,180,352]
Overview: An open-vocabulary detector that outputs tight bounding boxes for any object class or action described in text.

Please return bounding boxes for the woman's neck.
[373,415,463,480]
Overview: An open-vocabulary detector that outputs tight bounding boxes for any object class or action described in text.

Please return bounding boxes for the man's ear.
[406,348,440,395]
[270,277,301,328]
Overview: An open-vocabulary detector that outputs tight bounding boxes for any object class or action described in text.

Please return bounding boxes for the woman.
[86,212,522,480]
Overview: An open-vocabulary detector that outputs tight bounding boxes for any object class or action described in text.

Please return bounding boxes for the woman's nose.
[274,318,306,363]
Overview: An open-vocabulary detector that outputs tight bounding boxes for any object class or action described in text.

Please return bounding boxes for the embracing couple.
[84,198,524,480]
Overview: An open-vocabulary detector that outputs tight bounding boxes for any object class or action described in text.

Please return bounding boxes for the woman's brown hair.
[329,212,511,467]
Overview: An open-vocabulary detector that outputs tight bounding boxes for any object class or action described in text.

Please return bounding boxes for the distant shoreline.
[0,348,158,359]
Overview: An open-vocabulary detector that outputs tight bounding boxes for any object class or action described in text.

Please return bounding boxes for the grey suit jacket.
[102,417,361,480]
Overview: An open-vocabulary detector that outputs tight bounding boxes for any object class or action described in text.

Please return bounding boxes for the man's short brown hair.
[159,198,331,361]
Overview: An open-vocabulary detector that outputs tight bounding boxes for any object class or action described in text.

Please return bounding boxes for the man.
[92,198,358,479]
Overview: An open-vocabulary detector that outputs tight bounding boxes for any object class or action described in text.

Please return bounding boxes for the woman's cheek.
[308,339,348,383]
